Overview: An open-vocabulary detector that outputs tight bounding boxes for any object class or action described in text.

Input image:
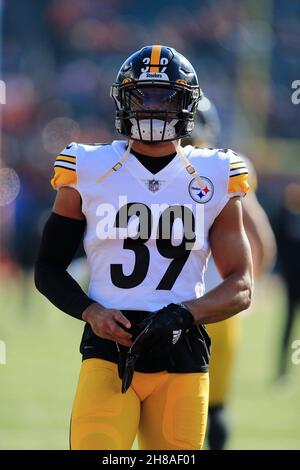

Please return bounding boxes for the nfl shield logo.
[148,179,160,192]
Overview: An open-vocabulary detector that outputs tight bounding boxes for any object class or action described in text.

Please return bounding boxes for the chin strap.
[173,141,206,190]
[96,139,206,189]
[96,139,133,183]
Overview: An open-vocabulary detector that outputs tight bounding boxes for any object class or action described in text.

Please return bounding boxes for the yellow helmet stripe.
[149,45,161,72]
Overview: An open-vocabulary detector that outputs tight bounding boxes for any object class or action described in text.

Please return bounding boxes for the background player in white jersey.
[35,45,252,450]
[183,97,276,449]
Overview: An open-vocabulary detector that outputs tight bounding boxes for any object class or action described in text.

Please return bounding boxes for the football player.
[183,97,276,449]
[35,45,253,450]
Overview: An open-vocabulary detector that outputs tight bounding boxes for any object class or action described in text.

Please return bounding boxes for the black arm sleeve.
[34,212,95,320]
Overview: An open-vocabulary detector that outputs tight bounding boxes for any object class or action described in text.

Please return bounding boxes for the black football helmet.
[193,96,221,145]
[111,45,202,142]
[182,96,221,147]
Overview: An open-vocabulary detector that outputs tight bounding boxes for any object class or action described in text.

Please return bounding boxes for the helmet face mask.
[111,46,202,142]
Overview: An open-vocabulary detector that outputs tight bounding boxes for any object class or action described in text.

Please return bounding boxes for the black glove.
[119,303,195,393]
[136,303,195,355]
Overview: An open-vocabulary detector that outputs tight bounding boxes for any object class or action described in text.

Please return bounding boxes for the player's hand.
[82,303,133,347]
[120,303,195,393]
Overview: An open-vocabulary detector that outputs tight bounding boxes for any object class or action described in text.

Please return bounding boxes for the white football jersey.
[51,140,249,311]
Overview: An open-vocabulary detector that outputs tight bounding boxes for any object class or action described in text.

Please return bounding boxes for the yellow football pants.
[70,358,209,450]
[206,315,240,406]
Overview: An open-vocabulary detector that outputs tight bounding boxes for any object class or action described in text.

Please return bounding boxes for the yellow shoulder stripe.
[228,173,249,195]
[51,166,77,190]
[56,155,76,163]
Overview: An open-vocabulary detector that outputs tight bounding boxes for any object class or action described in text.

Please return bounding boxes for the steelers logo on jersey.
[188,177,214,203]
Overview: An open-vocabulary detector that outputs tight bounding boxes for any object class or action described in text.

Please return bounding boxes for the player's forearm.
[35,262,94,319]
[34,212,94,320]
[185,272,252,324]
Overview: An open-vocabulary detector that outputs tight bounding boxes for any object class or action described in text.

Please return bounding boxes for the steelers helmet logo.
[188,177,214,203]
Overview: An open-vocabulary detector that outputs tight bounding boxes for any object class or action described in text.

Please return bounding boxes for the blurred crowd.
[0,1,299,370]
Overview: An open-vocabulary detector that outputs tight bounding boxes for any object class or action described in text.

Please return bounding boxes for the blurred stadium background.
[0,0,300,450]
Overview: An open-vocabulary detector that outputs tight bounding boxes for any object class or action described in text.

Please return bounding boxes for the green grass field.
[0,275,299,450]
